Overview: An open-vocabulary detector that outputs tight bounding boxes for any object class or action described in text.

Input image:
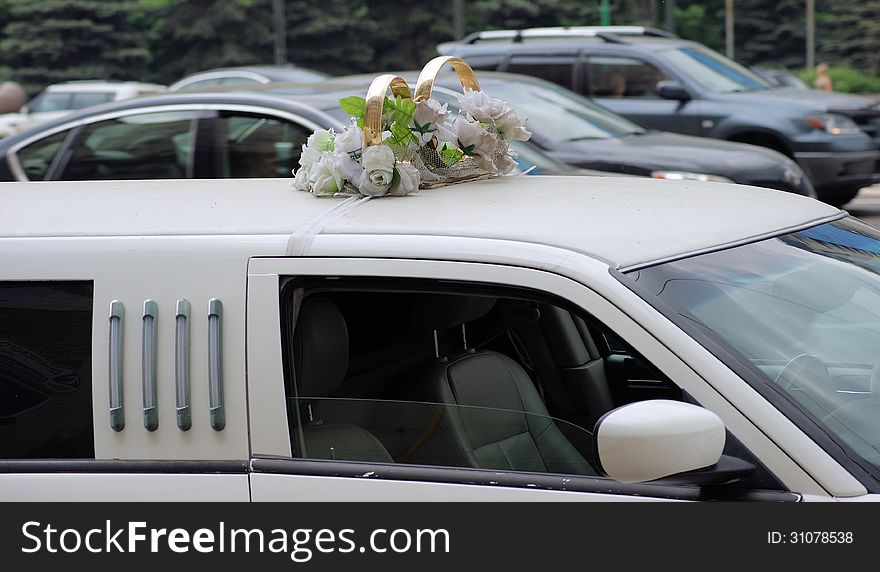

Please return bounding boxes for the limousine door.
[245,255,810,502]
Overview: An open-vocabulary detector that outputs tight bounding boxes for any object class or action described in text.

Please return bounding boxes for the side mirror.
[594,400,725,484]
[655,80,690,101]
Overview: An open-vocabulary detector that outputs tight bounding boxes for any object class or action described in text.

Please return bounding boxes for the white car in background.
[0,80,165,137]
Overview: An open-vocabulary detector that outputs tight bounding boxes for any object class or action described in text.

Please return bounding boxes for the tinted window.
[657,47,769,93]
[15,130,69,180]
[70,92,114,109]
[506,59,575,89]
[281,284,682,478]
[587,56,669,98]
[215,112,311,178]
[58,111,197,180]
[0,281,94,459]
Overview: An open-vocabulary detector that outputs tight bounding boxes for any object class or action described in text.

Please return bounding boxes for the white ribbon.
[285,195,372,256]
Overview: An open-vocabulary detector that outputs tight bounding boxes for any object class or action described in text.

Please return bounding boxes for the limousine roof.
[1,176,841,270]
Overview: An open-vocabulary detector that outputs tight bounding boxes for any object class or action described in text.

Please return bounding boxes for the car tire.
[820,186,861,207]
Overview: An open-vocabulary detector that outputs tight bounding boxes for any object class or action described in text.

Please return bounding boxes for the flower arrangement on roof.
[292,56,531,198]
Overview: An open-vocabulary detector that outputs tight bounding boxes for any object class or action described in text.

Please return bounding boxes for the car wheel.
[820,186,861,207]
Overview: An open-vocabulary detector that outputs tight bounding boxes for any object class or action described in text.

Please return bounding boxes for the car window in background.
[658,47,770,93]
[587,56,669,98]
[69,92,114,109]
[506,58,575,90]
[15,130,70,180]
[58,111,197,180]
[474,80,645,141]
[28,92,72,113]
[216,112,311,177]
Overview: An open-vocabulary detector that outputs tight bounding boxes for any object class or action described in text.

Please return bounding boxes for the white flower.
[357,145,396,196]
[410,98,449,145]
[494,151,518,174]
[334,124,362,154]
[495,109,531,142]
[306,128,335,152]
[457,89,513,123]
[292,164,311,191]
[390,162,420,196]
[307,152,343,197]
[330,125,365,183]
[451,116,498,172]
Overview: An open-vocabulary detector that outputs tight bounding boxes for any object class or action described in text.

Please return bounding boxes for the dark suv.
[438,26,880,205]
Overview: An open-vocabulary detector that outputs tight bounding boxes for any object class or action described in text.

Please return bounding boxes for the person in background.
[814,63,833,92]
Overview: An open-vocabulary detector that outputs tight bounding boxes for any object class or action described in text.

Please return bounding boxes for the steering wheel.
[774,354,839,418]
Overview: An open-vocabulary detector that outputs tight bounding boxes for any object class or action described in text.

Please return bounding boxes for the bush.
[797,65,880,93]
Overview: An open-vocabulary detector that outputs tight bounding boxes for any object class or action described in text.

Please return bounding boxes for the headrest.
[411,294,497,331]
[293,297,348,397]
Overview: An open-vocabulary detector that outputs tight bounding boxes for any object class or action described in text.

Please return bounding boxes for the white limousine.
[2,175,879,502]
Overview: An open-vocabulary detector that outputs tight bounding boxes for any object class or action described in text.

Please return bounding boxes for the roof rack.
[460,25,677,44]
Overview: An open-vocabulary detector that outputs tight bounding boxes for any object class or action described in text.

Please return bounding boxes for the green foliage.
[673,1,724,52]
[814,0,880,78]
[439,142,464,166]
[0,0,151,95]
[797,66,880,94]
[145,0,273,83]
[384,95,417,146]
[338,96,366,118]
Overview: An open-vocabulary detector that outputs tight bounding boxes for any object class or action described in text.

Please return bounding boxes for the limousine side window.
[281,282,683,477]
[0,281,94,459]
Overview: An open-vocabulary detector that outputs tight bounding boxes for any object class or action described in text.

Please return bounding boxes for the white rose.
[307,152,343,197]
[457,89,512,123]
[452,116,498,172]
[330,124,365,183]
[494,151,518,174]
[410,98,449,145]
[297,143,322,173]
[306,128,335,152]
[334,124,363,154]
[357,145,395,196]
[292,165,311,191]
[390,162,420,196]
[495,109,531,142]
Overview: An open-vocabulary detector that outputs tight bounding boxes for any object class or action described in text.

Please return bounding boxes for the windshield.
[436,80,645,142]
[658,46,771,94]
[630,217,880,473]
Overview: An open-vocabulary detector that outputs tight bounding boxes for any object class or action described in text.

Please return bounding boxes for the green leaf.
[391,167,401,190]
[389,120,414,145]
[339,96,366,118]
[440,143,464,166]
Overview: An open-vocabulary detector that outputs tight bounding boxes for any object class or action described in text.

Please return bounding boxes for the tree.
[816,0,880,77]
[146,0,274,83]
[0,0,151,95]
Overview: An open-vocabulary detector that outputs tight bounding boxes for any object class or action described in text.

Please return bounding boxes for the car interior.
[282,281,685,477]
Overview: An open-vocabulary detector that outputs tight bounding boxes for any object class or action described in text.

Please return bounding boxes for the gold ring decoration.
[291,56,529,198]
[363,74,412,148]
[414,56,480,102]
